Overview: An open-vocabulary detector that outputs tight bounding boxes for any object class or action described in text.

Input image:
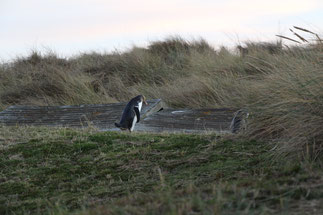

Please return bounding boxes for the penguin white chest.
[130,101,142,132]
[130,116,137,131]
[138,101,143,111]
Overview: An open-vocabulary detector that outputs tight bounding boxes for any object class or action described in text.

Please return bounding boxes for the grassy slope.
[0,36,323,214]
[1,127,322,214]
[1,37,322,156]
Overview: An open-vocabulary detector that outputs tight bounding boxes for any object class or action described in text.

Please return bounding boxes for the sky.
[1,0,323,61]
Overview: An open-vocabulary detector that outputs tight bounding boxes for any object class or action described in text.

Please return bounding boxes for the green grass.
[1,127,322,214]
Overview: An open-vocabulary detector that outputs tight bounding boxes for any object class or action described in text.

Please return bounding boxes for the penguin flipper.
[134,107,140,123]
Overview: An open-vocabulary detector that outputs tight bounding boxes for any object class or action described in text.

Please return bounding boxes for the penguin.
[115,95,148,132]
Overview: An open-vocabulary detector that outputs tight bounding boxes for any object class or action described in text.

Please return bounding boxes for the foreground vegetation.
[1,126,322,214]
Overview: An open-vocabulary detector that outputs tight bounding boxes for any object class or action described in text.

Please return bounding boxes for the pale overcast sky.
[1,0,323,61]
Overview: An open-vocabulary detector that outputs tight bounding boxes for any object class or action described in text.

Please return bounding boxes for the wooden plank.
[0,100,237,133]
[0,99,164,129]
[134,108,236,134]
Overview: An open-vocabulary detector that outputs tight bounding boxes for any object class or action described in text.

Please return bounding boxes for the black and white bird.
[115,95,148,132]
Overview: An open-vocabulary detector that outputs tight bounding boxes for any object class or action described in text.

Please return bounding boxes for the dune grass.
[1,126,323,214]
[1,36,322,158]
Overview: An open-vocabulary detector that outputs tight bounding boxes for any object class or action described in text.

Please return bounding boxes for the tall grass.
[0,36,322,158]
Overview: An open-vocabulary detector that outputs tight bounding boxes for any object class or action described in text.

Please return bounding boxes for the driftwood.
[0,99,239,134]
[135,108,236,133]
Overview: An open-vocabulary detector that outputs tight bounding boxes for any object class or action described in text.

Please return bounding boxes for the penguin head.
[141,95,148,105]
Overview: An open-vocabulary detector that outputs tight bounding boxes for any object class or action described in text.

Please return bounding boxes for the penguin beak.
[142,96,148,105]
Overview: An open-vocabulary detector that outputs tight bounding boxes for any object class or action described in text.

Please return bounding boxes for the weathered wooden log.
[0,100,238,133]
[0,99,164,129]
[134,108,236,134]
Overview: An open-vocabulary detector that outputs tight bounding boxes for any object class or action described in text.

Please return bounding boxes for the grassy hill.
[1,34,323,214]
[1,126,322,214]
